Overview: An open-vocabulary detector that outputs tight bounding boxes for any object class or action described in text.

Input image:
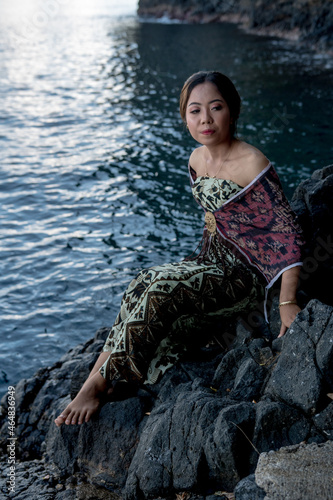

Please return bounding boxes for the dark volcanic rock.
[234,474,266,500]
[46,396,149,490]
[2,298,333,498]
[291,164,333,307]
[265,300,333,414]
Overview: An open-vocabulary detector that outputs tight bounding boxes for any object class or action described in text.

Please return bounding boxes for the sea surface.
[0,0,332,397]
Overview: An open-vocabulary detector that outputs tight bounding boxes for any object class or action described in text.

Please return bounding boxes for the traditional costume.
[99,162,304,386]
[188,162,304,320]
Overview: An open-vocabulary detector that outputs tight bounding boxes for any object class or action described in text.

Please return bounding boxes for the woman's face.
[185,81,232,146]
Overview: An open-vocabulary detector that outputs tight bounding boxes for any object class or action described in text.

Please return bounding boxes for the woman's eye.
[212,105,222,111]
[190,109,200,114]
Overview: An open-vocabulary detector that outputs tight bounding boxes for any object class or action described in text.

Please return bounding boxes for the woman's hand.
[278,303,301,337]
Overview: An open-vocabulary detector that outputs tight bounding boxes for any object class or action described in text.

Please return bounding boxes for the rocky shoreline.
[0,165,332,499]
[137,0,333,52]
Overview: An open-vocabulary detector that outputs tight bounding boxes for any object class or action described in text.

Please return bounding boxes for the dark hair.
[179,71,241,138]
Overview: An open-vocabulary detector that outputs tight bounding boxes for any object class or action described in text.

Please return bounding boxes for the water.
[0,0,332,397]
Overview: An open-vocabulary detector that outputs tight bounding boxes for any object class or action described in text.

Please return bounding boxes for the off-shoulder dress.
[99,171,265,386]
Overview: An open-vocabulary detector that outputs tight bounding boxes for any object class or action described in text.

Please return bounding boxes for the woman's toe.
[55,415,65,427]
[65,411,74,425]
[78,409,88,425]
[70,412,79,425]
[85,411,92,423]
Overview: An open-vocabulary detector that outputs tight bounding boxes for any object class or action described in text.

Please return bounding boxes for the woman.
[55,71,303,427]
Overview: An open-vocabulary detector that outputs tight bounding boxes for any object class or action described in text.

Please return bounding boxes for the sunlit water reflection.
[0,0,332,395]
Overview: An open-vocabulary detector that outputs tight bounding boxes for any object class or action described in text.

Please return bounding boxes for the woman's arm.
[278,266,301,337]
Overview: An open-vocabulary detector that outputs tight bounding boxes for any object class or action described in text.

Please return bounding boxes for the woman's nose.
[201,110,212,123]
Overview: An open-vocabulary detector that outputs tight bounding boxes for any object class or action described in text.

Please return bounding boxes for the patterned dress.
[99,176,265,386]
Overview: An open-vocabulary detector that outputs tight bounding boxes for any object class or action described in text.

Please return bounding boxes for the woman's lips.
[201,129,215,135]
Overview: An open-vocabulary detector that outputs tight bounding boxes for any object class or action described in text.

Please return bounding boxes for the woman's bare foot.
[54,370,110,427]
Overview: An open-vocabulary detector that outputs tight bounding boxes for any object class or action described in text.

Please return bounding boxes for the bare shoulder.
[189,146,205,172]
[234,141,269,184]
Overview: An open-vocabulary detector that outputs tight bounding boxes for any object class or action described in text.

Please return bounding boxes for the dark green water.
[0,4,332,395]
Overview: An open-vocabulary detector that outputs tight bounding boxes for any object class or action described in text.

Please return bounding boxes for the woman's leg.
[55,262,209,427]
[55,259,263,427]
[99,260,259,386]
[53,268,154,428]
[54,351,110,427]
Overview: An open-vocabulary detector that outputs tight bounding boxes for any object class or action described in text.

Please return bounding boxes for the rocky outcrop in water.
[138,0,333,51]
[0,165,333,499]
